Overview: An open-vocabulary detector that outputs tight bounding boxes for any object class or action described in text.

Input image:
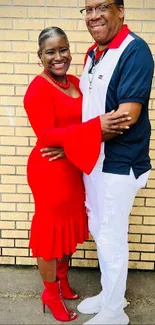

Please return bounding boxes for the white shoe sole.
[78,297,129,315]
[83,312,129,324]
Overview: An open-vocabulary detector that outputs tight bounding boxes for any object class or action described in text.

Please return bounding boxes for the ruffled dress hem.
[29,209,88,261]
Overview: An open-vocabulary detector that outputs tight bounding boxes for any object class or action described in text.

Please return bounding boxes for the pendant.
[88,68,96,93]
[89,80,92,92]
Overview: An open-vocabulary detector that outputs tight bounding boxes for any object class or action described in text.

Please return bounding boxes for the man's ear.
[118,6,124,19]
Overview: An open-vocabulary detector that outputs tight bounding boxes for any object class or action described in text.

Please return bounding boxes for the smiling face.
[40,35,71,79]
[85,0,124,48]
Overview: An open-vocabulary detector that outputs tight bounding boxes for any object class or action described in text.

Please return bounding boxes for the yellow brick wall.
[0,0,155,269]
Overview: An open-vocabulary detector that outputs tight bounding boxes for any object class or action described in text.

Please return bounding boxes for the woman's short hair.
[37,27,69,58]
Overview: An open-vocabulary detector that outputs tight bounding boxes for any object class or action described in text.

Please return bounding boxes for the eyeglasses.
[80,2,116,16]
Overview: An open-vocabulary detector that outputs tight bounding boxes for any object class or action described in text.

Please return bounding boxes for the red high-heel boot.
[42,280,77,322]
[56,260,79,300]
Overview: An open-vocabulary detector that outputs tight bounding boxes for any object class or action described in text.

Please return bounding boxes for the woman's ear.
[37,49,43,67]
[37,49,42,59]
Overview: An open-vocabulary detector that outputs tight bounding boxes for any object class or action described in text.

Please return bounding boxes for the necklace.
[88,50,105,92]
[88,66,97,91]
[44,69,70,89]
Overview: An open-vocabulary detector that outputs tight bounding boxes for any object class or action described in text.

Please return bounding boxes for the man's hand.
[40,147,65,161]
[100,110,132,135]
[40,111,132,159]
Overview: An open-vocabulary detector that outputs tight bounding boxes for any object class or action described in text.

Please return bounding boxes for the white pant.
[83,168,150,316]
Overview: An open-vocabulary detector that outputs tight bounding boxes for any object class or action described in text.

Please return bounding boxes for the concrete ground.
[1,266,155,324]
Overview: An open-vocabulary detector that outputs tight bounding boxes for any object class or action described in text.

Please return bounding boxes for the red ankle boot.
[42,280,77,322]
[56,260,79,300]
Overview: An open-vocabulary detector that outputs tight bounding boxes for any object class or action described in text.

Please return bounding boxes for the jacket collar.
[87,24,130,58]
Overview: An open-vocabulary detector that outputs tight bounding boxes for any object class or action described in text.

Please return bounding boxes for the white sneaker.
[77,291,129,314]
[83,309,129,325]
[78,291,103,314]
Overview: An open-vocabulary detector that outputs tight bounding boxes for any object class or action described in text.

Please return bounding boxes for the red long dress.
[24,74,101,260]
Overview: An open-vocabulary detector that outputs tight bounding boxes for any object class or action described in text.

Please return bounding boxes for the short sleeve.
[117,38,154,105]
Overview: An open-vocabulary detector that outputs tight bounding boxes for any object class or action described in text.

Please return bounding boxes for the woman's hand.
[40,147,65,161]
[100,110,132,135]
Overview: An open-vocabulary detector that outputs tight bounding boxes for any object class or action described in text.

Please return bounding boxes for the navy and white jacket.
[80,25,154,178]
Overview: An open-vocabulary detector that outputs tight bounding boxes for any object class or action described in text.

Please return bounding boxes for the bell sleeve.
[63,117,101,174]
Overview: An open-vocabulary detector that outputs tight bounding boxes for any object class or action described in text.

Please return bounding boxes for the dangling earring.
[38,60,43,67]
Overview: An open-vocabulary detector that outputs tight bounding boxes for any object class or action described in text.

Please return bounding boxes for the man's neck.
[98,25,124,51]
[98,42,110,51]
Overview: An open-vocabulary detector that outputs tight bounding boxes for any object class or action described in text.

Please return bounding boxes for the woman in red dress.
[24,26,130,322]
